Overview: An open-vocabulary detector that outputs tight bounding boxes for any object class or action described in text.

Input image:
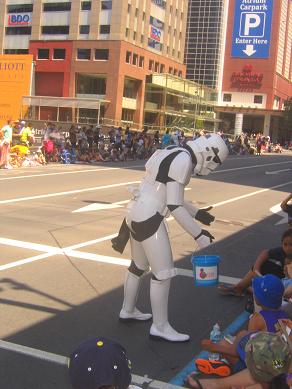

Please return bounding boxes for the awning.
[22,96,110,109]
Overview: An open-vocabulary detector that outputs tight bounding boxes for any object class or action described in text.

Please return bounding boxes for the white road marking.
[212,180,292,208]
[270,203,288,225]
[265,168,291,175]
[72,190,191,213]
[0,165,145,181]
[0,181,140,205]
[73,200,129,213]
[212,160,292,174]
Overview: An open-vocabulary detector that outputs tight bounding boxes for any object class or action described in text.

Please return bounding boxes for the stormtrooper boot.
[119,271,152,322]
[150,278,190,342]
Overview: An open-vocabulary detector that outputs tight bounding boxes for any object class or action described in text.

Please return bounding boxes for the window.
[141,35,144,43]
[126,51,131,64]
[125,28,129,38]
[100,25,110,34]
[81,1,91,10]
[53,48,66,60]
[139,56,144,68]
[43,2,71,11]
[149,60,154,71]
[42,26,69,34]
[133,54,138,65]
[254,95,263,104]
[38,48,50,59]
[101,1,112,10]
[128,4,131,12]
[155,62,159,72]
[4,49,29,54]
[173,69,177,76]
[77,49,91,60]
[178,71,182,77]
[223,93,232,102]
[7,4,33,13]
[76,74,107,95]
[80,25,90,34]
[135,8,139,17]
[169,67,173,74]
[133,31,137,40]
[5,26,31,35]
[160,64,165,73]
[95,49,109,60]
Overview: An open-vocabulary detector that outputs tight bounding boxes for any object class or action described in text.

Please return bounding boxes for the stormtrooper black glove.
[195,229,215,248]
[195,206,215,226]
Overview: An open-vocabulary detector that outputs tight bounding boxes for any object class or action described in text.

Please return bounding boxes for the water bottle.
[209,323,222,361]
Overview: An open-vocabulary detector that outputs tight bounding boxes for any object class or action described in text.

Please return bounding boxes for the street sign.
[232,0,274,58]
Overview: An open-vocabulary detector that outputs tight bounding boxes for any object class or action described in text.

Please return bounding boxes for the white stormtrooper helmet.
[186,134,229,176]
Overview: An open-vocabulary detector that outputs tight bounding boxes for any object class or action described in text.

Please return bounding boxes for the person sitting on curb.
[186,332,292,389]
[196,274,288,377]
[281,193,292,227]
[218,229,292,297]
[68,336,139,389]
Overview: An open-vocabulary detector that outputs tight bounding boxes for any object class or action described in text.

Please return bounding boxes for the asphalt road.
[0,152,292,389]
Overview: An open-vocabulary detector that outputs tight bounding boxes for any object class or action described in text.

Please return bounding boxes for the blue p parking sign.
[232,0,273,58]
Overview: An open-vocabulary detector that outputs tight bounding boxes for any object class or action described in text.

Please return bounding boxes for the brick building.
[0,0,188,128]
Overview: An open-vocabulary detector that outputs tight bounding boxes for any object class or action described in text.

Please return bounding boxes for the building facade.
[0,0,189,128]
[218,0,292,142]
[185,0,292,142]
[184,0,227,90]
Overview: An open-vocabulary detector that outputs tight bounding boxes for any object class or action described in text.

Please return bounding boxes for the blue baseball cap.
[252,274,284,309]
[68,337,132,389]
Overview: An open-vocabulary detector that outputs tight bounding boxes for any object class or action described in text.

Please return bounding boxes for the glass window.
[223,93,232,102]
[81,1,91,10]
[95,49,109,60]
[43,2,71,11]
[38,48,50,59]
[160,64,165,73]
[139,56,144,68]
[5,26,31,35]
[133,31,137,40]
[141,34,144,43]
[79,25,90,34]
[254,95,263,104]
[125,28,129,38]
[149,60,154,70]
[101,1,112,10]
[133,54,138,65]
[77,49,91,60]
[4,49,29,54]
[99,25,110,34]
[76,74,106,95]
[126,51,131,64]
[7,4,33,13]
[53,48,66,60]
[42,26,69,34]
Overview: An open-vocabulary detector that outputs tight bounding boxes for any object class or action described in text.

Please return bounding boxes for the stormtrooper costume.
[118,134,229,342]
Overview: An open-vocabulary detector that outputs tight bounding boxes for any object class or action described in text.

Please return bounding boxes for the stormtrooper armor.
[118,134,229,342]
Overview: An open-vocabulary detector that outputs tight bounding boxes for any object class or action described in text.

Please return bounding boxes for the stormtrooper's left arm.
[166,153,214,248]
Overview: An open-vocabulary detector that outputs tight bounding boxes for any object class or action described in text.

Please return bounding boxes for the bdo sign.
[232,0,273,58]
[8,13,31,26]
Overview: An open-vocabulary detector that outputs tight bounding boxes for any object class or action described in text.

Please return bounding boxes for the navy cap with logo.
[68,337,132,389]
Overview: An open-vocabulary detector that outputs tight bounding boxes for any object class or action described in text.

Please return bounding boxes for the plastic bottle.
[208,323,222,361]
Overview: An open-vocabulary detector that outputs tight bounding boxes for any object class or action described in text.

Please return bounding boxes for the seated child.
[219,229,292,297]
[197,274,288,376]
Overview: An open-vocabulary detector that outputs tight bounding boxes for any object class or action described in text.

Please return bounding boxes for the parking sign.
[232,0,273,58]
